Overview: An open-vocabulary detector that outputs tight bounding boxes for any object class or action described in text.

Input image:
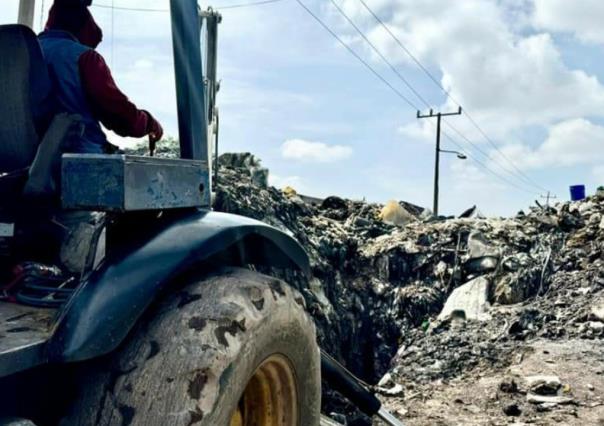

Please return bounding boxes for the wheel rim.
[229,354,299,426]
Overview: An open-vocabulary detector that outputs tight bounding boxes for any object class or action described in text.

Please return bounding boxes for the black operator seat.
[0,24,81,203]
[0,24,53,173]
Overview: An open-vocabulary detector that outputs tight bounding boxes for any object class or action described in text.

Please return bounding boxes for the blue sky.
[3,0,604,216]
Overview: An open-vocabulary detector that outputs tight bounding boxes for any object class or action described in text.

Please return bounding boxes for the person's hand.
[146,113,164,143]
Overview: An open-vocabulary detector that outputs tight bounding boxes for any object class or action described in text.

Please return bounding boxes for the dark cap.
[46,1,102,48]
[54,0,93,6]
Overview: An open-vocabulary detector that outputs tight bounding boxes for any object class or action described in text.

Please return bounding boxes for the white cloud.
[281,139,353,163]
[133,59,154,70]
[397,120,435,144]
[340,0,604,139]
[533,0,604,44]
[497,118,604,169]
[0,1,18,26]
[449,160,506,191]
[592,166,604,185]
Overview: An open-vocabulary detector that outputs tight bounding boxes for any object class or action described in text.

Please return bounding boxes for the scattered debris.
[499,378,519,394]
[525,375,561,395]
[590,302,604,322]
[437,276,491,321]
[458,205,477,219]
[526,394,574,405]
[132,147,604,425]
[379,200,416,227]
[503,403,522,416]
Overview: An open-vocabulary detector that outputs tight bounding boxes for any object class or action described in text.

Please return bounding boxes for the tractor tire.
[61,268,321,426]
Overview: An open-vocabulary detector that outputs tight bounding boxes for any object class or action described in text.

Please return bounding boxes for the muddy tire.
[61,268,321,426]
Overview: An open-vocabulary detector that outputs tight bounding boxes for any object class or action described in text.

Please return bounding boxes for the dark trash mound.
[130,146,604,424]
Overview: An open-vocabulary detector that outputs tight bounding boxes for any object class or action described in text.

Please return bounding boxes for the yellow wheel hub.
[230,354,299,426]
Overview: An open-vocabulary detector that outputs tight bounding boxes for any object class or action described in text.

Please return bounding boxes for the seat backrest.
[0,25,54,173]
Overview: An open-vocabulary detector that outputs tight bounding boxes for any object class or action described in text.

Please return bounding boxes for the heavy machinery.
[0,1,404,425]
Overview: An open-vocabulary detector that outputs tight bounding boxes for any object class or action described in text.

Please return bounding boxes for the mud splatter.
[118,403,135,426]
[188,316,207,331]
[188,370,209,400]
[214,319,246,347]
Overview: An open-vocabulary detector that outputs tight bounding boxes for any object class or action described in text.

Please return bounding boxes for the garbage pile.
[211,154,604,425]
[132,145,604,424]
[381,197,604,377]
[378,199,604,425]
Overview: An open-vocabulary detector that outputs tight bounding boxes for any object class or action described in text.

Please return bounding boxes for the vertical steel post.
[170,0,209,163]
[540,191,557,207]
[204,12,220,122]
[433,113,441,216]
[203,10,221,190]
[18,0,36,28]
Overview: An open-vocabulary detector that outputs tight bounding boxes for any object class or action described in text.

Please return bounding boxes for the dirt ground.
[379,339,604,425]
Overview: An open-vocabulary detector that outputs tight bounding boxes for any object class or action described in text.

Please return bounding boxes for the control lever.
[149,134,156,157]
[320,350,404,426]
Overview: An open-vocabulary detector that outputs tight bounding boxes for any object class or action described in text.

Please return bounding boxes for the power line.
[331,0,543,193]
[441,118,538,186]
[328,0,431,109]
[93,0,541,198]
[295,0,417,111]
[441,131,539,196]
[92,0,286,13]
[218,0,287,10]
[462,112,549,192]
[296,0,539,197]
[357,0,446,97]
[358,0,547,192]
[357,0,549,193]
[92,3,168,12]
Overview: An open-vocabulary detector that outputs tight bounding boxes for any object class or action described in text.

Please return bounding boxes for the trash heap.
[211,154,604,425]
[214,156,592,346]
[132,145,604,424]
[382,197,604,378]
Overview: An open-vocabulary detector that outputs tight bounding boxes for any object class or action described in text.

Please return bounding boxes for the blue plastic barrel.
[570,185,586,201]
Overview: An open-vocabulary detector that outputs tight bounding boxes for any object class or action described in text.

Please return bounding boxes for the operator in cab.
[38,0,163,154]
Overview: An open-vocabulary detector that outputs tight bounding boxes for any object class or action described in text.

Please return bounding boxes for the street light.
[439,149,467,160]
[430,147,467,216]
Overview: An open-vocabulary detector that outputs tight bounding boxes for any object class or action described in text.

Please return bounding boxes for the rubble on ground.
[131,145,604,425]
[212,154,604,425]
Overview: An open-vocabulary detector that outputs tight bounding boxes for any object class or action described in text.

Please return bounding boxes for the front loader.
[0,1,403,425]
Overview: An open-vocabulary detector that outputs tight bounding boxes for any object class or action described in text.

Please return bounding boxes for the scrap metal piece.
[377,407,405,426]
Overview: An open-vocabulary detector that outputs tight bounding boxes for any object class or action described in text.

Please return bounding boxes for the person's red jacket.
[45,3,163,142]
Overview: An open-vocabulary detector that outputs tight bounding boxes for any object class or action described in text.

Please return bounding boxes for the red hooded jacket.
[44,4,163,140]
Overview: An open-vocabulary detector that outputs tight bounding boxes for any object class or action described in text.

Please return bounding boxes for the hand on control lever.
[146,113,163,156]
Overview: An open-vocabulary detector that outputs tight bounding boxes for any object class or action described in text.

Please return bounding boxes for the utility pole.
[540,191,557,207]
[417,106,462,216]
[18,0,36,29]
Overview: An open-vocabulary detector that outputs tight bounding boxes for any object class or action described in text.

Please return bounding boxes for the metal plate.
[0,223,14,237]
[62,154,210,211]
[0,302,56,377]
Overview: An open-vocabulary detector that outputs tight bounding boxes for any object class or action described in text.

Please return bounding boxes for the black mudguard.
[45,209,309,364]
